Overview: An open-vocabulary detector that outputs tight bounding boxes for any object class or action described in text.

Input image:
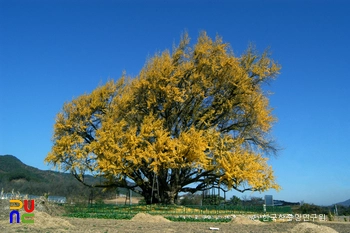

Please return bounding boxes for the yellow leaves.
[46,31,281,195]
[254,95,275,132]
[216,145,280,192]
[45,79,124,174]
[94,112,214,175]
[240,46,281,82]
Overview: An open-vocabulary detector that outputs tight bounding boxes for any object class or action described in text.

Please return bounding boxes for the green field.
[63,204,292,222]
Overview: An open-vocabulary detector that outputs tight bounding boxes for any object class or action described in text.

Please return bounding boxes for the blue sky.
[1,0,349,206]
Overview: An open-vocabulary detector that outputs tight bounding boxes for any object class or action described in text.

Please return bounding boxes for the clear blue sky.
[1,0,349,206]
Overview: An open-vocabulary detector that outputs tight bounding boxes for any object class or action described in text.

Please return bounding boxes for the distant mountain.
[0,154,116,200]
[0,154,50,182]
[336,199,350,207]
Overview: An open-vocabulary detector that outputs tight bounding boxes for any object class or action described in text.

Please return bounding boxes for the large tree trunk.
[164,191,177,205]
[142,188,178,205]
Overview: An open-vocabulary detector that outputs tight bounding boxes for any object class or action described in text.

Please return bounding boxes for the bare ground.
[1,199,350,233]
[2,217,350,233]
[2,212,350,233]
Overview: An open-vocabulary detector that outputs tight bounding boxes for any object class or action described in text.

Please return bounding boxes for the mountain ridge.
[336,199,350,207]
[0,154,115,200]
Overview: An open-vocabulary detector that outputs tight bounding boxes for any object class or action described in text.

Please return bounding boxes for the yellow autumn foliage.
[45,31,281,204]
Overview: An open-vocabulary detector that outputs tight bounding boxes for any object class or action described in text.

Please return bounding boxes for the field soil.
[1,199,350,233]
[104,197,142,205]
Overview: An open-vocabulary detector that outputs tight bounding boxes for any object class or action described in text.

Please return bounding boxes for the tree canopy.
[45,32,281,204]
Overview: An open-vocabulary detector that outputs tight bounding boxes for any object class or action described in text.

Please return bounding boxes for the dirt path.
[1,200,349,233]
[2,214,350,233]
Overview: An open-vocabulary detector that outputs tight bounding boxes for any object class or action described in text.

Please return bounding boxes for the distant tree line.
[296,203,350,216]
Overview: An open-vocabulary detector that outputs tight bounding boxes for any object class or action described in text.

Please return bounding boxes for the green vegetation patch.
[165,215,233,222]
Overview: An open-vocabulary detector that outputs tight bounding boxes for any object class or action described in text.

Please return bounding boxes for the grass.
[165,215,233,222]
[62,203,292,222]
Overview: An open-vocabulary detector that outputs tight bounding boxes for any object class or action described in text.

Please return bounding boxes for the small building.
[265,195,274,206]
[48,196,67,203]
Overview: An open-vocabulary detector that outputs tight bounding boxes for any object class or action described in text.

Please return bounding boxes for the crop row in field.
[63,204,291,222]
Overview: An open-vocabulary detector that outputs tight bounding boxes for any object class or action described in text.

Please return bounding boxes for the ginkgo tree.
[45,32,281,204]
